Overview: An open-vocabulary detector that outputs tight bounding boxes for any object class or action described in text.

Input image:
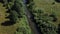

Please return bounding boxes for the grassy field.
[33,0,60,26]
[0,0,33,34]
[0,3,19,34]
[0,3,8,23]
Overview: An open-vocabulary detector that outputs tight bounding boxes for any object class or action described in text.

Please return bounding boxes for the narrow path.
[22,0,40,34]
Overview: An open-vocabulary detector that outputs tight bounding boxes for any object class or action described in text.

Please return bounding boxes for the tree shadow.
[1,20,15,26]
[57,24,60,34]
[55,0,60,3]
[0,0,4,3]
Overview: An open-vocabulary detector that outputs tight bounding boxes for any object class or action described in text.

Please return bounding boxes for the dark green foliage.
[25,0,58,33]
[57,24,60,34]
[36,10,57,34]
[1,0,22,26]
[16,27,26,34]
[27,0,34,12]
[11,1,22,17]
[49,13,57,22]
[32,9,57,34]
[1,10,19,26]
[10,10,18,22]
[6,0,21,22]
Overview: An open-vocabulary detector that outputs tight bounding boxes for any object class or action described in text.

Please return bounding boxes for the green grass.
[0,3,8,23]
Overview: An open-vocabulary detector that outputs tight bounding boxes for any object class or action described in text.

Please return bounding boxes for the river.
[22,0,41,34]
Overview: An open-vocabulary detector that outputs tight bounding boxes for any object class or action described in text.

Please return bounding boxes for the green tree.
[10,10,19,22]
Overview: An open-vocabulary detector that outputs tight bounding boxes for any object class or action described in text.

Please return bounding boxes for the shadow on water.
[29,11,43,34]
[31,17,43,34]
[24,0,30,4]
[7,0,12,3]
[24,0,33,4]
[0,0,12,3]
[25,0,43,33]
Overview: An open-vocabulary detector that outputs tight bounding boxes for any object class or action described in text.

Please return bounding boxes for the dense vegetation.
[0,0,60,34]
[27,0,58,34]
[33,9,58,34]
[13,0,33,34]
[1,0,20,26]
[0,0,33,34]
